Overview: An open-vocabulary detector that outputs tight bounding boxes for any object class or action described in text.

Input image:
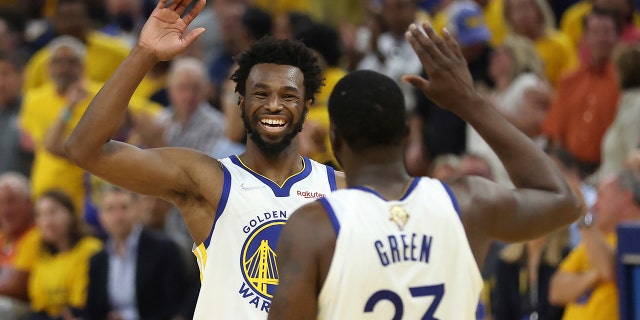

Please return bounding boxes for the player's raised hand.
[402,22,476,111]
[138,0,206,61]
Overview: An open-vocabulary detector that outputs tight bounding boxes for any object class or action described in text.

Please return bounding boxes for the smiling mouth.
[260,118,286,127]
[259,117,288,133]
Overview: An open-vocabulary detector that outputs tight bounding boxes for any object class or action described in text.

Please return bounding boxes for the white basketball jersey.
[192,155,337,319]
[317,177,482,320]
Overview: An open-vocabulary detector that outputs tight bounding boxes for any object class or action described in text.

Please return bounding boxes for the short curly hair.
[328,70,408,150]
[231,36,324,103]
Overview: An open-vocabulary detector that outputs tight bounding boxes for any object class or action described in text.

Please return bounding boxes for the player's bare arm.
[268,201,336,319]
[404,23,581,265]
[65,0,217,243]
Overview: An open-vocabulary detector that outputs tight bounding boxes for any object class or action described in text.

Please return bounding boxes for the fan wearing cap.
[405,0,494,176]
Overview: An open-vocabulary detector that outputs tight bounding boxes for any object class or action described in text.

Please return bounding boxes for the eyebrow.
[253,83,300,92]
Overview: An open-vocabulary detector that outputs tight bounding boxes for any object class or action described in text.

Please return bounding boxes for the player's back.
[317,177,482,320]
[193,156,337,319]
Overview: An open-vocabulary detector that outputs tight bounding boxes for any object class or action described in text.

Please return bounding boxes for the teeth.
[261,119,285,126]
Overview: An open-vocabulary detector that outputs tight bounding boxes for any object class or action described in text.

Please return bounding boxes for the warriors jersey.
[317,177,482,320]
[192,155,337,319]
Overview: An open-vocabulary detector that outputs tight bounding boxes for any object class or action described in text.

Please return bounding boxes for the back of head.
[231,36,323,102]
[328,70,407,150]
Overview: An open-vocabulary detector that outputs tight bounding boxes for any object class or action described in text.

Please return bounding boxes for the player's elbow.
[555,188,583,226]
[64,134,94,167]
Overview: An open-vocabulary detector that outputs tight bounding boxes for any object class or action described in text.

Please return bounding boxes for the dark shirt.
[494,249,570,320]
[0,99,33,176]
[414,45,494,159]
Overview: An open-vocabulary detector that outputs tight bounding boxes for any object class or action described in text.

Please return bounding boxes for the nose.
[264,95,283,112]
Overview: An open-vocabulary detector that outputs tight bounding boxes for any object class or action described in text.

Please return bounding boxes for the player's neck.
[239,140,304,184]
[343,147,412,199]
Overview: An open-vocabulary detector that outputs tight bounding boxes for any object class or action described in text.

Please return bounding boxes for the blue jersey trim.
[229,155,312,197]
[399,178,420,201]
[319,198,340,235]
[327,166,337,191]
[204,164,232,248]
[351,178,420,201]
[440,181,461,217]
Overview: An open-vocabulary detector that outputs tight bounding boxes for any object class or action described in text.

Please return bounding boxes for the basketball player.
[268,24,582,319]
[64,0,343,318]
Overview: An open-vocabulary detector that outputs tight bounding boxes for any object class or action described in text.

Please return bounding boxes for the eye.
[254,92,268,98]
[282,94,298,102]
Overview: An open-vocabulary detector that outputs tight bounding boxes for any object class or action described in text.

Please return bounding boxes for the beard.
[241,107,305,155]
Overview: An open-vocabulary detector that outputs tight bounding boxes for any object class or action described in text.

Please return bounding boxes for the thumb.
[402,74,431,94]
[184,27,206,46]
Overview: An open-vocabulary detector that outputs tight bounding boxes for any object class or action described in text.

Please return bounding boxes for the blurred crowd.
[0,0,639,319]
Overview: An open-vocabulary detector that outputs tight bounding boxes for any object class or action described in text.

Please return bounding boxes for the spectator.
[592,44,640,181]
[0,51,32,177]
[503,0,578,86]
[14,190,101,319]
[546,146,595,248]
[23,0,129,91]
[19,36,102,214]
[467,35,549,186]
[429,154,461,180]
[549,168,640,320]
[0,172,35,319]
[560,0,640,61]
[101,0,146,48]
[273,11,314,40]
[86,186,186,320]
[543,7,622,177]
[135,56,244,159]
[357,0,423,111]
[494,229,571,320]
[407,0,495,176]
[298,23,346,168]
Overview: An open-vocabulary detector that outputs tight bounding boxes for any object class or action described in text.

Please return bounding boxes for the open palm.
[138,0,206,61]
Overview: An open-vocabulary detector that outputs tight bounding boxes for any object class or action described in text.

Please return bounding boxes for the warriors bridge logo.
[239,219,286,313]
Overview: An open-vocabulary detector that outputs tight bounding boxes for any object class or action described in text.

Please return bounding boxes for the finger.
[421,21,451,58]
[183,27,206,47]
[405,28,436,74]
[409,24,447,64]
[157,0,168,9]
[402,74,431,95]
[168,0,185,10]
[182,0,206,25]
[442,27,464,60]
[175,0,190,16]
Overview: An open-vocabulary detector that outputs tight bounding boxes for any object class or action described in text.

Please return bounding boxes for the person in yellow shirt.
[503,0,578,86]
[14,190,102,319]
[19,36,101,214]
[549,169,640,320]
[23,0,129,92]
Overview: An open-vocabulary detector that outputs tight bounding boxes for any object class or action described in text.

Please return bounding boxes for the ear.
[237,95,244,106]
[329,123,341,154]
